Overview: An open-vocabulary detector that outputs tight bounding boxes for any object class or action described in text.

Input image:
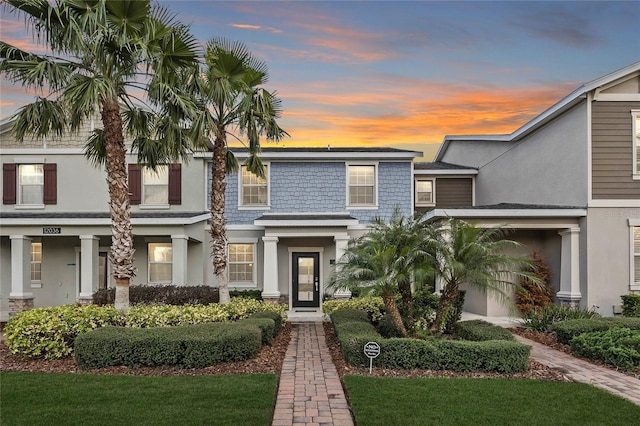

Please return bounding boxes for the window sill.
[30,283,42,289]
[15,204,45,210]
[632,174,640,181]
[631,284,640,291]
[347,205,378,210]
[229,282,258,288]
[139,204,170,210]
[238,206,270,211]
[416,203,436,207]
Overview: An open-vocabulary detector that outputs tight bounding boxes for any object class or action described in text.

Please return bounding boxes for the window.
[240,165,268,206]
[633,111,640,178]
[143,166,168,205]
[228,243,255,283]
[31,242,42,282]
[148,243,172,283]
[416,180,435,206]
[634,227,640,286]
[347,165,376,207]
[19,164,44,205]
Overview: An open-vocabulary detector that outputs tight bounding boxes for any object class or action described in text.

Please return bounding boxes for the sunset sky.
[1,1,638,159]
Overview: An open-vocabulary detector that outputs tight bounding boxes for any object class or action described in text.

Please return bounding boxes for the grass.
[344,375,640,426]
[1,372,277,426]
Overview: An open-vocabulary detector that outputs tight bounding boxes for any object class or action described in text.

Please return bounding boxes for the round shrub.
[323,297,385,322]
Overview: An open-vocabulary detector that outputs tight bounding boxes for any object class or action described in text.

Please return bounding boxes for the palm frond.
[11,98,68,141]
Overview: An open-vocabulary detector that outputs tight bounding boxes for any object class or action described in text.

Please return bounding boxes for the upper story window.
[228,243,256,284]
[347,164,377,207]
[240,165,268,207]
[31,242,42,282]
[633,111,639,179]
[415,179,435,206]
[128,163,181,207]
[19,164,44,205]
[143,166,168,205]
[2,163,57,207]
[148,242,172,284]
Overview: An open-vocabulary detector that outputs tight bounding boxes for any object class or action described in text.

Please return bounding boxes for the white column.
[261,236,280,299]
[171,234,189,286]
[557,227,581,304]
[333,234,351,298]
[10,235,33,298]
[79,235,99,301]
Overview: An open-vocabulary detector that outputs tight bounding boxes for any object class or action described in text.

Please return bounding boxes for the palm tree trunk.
[430,283,459,334]
[398,279,413,327]
[210,127,229,304]
[102,97,135,311]
[382,290,408,337]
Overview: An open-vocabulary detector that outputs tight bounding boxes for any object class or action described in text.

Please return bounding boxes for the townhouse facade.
[1,61,638,320]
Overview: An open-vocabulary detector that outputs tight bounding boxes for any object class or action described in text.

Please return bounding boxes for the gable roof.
[435,61,640,161]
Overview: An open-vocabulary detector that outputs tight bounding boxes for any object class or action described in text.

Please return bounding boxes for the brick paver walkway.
[272,323,354,426]
[514,334,640,405]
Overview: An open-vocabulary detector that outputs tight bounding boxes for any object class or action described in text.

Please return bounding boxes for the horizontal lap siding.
[435,178,473,208]
[591,101,640,199]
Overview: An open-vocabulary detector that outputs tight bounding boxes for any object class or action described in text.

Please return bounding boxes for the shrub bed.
[329,308,530,373]
[521,305,601,332]
[4,300,286,359]
[74,320,265,369]
[453,320,515,342]
[92,285,263,306]
[570,328,640,372]
[621,294,640,317]
[323,297,385,322]
[550,318,640,345]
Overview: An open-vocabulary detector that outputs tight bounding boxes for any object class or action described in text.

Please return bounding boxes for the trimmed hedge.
[550,318,640,345]
[453,320,515,342]
[5,300,286,359]
[329,308,530,373]
[74,320,265,369]
[570,328,640,372]
[250,311,283,336]
[323,297,385,322]
[621,294,640,317]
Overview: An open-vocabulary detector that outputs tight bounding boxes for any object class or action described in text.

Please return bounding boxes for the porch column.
[79,235,99,305]
[171,235,189,286]
[333,234,351,298]
[557,227,581,305]
[261,236,280,300]
[9,235,34,316]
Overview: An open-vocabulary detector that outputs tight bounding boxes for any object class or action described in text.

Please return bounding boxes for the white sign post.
[363,341,381,374]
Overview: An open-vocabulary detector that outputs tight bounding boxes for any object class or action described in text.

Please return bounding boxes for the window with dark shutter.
[3,163,17,204]
[128,164,141,205]
[43,163,57,204]
[168,163,182,205]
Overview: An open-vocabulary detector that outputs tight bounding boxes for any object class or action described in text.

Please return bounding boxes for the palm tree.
[427,218,539,334]
[0,0,200,310]
[329,210,432,337]
[189,38,287,304]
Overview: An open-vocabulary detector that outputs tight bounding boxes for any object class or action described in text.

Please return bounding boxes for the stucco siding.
[585,208,640,316]
[473,103,589,206]
[435,178,473,208]
[591,101,640,199]
[439,140,516,168]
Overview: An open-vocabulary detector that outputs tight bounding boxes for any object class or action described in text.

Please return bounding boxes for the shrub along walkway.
[272,322,354,426]
[512,334,640,406]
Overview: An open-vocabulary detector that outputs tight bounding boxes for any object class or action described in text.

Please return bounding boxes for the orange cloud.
[231,23,282,33]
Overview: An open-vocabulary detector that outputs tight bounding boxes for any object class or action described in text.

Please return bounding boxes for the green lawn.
[344,375,640,426]
[1,372,277,426]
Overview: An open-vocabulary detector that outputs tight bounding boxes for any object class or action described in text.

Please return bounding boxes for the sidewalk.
[272,323,354,426]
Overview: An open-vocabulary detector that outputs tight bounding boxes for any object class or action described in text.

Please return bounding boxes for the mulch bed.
[0,323,292,377]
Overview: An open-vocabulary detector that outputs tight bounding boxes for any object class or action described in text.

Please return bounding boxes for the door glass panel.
[297,257,314,301]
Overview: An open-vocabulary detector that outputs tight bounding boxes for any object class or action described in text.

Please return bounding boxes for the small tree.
[427,219,540,334]
[515,251,554,316]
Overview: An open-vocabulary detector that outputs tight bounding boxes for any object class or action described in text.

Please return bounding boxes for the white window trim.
[148,242,173,284]
[237,163,271,210]
[142,165,169,207]
[227,238,258,288]
[346,162,379,209]
[415,178,436,207]
[632,110,640,180]
[17,164,44,206]
[631,219,640,291]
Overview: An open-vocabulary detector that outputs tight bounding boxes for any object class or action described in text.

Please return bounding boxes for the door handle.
[315,279,319,292]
